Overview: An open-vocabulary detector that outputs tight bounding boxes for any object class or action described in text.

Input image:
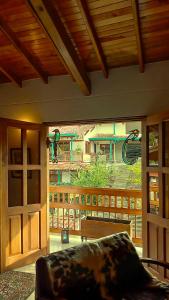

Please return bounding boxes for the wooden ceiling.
[0,0,168,94]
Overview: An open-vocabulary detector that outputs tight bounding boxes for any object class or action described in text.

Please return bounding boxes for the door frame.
[142,111,169,281]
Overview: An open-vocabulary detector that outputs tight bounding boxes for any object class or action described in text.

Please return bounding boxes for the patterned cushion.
[123,277,169,299]
[40,232,152,299]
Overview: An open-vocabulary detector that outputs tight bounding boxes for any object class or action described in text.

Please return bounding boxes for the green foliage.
[71,160,141,189]
[71,162,113,188]
[110,161,142,189]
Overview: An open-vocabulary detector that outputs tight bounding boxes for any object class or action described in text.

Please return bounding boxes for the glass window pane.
[8,170,23,207]
[165,174,169,219]
[8,127,23,164]
[148,173,159,215]
[27,130,40,165]
[27,170,40,204]
[165,122,169,167]
[148,125,159,166]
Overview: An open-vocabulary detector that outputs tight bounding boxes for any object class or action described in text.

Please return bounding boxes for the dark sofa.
[36,232,169,300]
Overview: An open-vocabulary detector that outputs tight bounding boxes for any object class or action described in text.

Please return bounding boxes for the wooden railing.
[49,186,143,245]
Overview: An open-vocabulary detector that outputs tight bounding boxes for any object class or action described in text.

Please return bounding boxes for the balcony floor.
[15,233,143,299]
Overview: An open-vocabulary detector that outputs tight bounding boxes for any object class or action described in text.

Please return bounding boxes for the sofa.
[35,232,169,300]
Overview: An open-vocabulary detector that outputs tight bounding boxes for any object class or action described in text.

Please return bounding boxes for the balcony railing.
[49,152,122,163]
[50,151,83,162]
[49,186,143,245]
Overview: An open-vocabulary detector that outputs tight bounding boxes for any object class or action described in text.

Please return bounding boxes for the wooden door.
[0,119,48,272]
[142,112,169,281]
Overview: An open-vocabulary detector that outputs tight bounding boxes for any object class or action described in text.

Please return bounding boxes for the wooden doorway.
[0,119,48,272]
[142,112,169,281]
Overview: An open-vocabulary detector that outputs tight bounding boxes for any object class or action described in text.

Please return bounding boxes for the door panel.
[0,120,48,271]
[166,229,169,279]
[9,215,22,256]
[148,222,158,272]
[143,113,169,282]
[28,212,40,251]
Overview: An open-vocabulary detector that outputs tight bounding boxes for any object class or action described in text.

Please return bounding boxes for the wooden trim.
[6,247,47,271]
[0,18,48,84]
[46,128,50,253]
[0,66,22,87]
[49,185,142,197]
[0,126,8,272]
[146,167,161,173]
[162,167,169,174]
[8,204,41,216]
[142,120,148,257]
[44,115,146,126]
[28,0,91,95]
[77,0,108,78]
[147,213,169,229]
[8,165,42,170]
[50,202,142,215]
[23,130,27,207]
[40,126,48,251]
[147,111,169,125]
[0,117,42,128]
[131,0,144,73]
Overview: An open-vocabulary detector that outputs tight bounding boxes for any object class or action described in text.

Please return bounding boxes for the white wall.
[126,121,142,134]
[0,60,169,123]
[62,171,70,184]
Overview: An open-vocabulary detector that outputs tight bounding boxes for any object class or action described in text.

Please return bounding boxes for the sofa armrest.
[140,258,169,270]
[36,257,54,300]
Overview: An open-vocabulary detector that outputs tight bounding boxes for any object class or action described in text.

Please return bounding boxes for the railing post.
[70,138,73,161]
[58,170,61,185]
[109,141,113,162]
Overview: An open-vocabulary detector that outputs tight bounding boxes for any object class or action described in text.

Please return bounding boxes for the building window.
[49,170,62,185]
[58,141,70,152]
[85,141,91,154]
[100,144,110,154]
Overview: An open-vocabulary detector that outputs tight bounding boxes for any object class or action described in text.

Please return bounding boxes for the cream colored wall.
[126,121,141,134]
[85,123,126,140]
[72,141,83,152]
[114,123,126,135]
[0,60,169,123]
[62,171,71,184]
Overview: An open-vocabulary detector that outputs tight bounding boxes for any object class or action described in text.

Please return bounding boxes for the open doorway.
[48,120,146,251]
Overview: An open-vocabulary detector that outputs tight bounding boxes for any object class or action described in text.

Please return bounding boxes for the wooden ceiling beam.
[77,0,108,78]
[0,66,22,87]
[131,0,144,73]
[27,0,91,96]
[0,18,48,83]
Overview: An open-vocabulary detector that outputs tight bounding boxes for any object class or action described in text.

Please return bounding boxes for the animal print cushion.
[40,232,152,299]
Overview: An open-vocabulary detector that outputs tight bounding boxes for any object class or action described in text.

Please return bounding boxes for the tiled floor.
[15,234,142,299]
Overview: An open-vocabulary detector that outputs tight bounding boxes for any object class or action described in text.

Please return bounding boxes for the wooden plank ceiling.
[0,0,168,94]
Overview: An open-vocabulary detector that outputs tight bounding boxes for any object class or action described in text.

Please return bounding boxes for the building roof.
[49,162,89,171]
[50,125,95,139]
[0,1,168,94]
[89,134,128,141]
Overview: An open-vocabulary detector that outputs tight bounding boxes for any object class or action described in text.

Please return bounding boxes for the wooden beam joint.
[0,66,22,87]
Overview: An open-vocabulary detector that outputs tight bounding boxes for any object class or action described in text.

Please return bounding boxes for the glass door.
[0,120,48,271]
